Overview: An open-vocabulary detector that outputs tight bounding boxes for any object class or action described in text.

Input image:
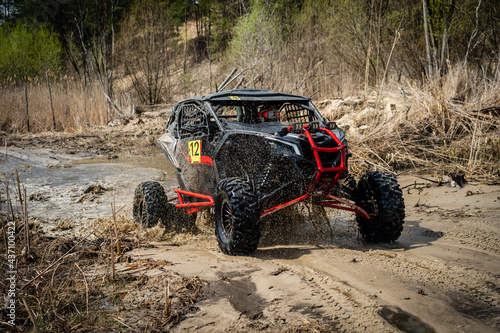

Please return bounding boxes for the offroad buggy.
[133,89,405,255]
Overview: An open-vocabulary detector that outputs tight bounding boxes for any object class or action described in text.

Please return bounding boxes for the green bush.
[228,0,283,72]
[0,22,62,83]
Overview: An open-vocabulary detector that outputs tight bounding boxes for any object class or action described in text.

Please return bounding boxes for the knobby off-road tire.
[214,178,260,255]
[133,182,168,228]
[355,171,405,243]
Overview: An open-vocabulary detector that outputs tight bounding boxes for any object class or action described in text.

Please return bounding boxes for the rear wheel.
[133,182,167,228]
[355,171,405,243]
[214,178,260,255]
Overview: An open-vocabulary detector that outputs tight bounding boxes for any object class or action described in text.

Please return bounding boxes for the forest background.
[0,0,499,176]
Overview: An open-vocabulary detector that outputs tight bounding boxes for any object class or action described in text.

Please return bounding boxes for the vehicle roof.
[177,89,312,104]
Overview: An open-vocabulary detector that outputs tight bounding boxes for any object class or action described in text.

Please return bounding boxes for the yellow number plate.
[188,140,201,163]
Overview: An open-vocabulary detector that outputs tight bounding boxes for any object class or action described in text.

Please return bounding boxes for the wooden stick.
[0,191,7,252]
[110,235,116,281]
[234,77,244,90]
[217,68,237,92]
[46,71,56,131]
[21,297,40,333]
[75,263,89,315]
[111,199,121,256]
[25,84,30,132]
[110,204,116,281]
[15,169,22,205]
[164,281,171,319]
[413,175,447,186]
[219,68,248,92]
[112,316,134,330]
[23,187,30,257]
[5,180,15,222]
[109,200,119,281]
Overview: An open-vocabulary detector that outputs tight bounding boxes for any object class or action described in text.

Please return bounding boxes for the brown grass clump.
[319,65,500,179]
[0,183,206,332]
[0,213,206,332]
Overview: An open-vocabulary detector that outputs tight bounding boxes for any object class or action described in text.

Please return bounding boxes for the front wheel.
[355,171,405,243]
[214,178,260,255]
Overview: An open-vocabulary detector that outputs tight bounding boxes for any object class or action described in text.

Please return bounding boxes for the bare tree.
[422,0,433,78]
[119,0,178,105]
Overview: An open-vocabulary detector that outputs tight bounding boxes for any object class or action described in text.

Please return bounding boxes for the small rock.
[448,170,466,187]
[84,184,109,194]
[418,289,427,295]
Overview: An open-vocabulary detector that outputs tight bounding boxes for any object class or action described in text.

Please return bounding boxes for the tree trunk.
[109,2,115,115]
[439,27,448,76]
[184,8,188,73]
[422,0,433,78]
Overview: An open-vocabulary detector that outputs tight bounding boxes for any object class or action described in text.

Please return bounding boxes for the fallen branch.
[218,68,248,92]
[413,175,448,186]
[163,281,171,319]
[217,68,237,92]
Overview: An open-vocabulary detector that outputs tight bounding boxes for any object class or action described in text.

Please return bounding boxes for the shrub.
[0,21,63,83]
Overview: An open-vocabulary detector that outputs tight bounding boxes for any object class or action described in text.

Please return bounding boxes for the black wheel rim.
[221,201,233,238]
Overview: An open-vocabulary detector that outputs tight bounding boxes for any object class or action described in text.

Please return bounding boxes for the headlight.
[331,128,346,142]
[266,140,297,156]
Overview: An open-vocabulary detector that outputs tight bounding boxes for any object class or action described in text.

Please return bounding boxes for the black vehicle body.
[159,89,351,213]
[135,89,405,255]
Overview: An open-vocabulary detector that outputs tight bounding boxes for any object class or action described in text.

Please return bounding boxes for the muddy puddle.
[380,306,436,333]
[1,148,178,235]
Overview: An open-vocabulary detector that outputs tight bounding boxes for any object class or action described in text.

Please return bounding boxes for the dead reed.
[0,77,119,133]
[0,184,204,332]
[1,58,498,179]
[322,64,500,178]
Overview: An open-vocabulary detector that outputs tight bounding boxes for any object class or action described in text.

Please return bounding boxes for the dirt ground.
[1,115,499,332]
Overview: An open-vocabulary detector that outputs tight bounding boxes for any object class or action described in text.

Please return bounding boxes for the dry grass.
[326,65,500,178]
[0,77,127,133]
[0,232,205,332]
[0,187,204,332]
[0,62,497,331]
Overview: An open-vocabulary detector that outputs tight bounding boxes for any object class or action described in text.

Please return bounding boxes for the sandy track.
[109,175,500,333]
